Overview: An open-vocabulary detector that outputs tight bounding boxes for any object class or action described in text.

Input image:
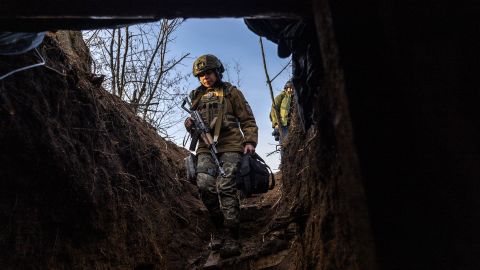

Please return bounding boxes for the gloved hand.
[271,127,280,141]
[184,117,195,133]
[244,143,256,154]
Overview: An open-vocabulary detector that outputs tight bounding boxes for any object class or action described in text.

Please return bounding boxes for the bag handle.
[251,153,275,190]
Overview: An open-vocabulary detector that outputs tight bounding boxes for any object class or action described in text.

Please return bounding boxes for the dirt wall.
[266,2,377,270]
[1,0,479,269]
[0,32,211,270]
[269,0,480,269]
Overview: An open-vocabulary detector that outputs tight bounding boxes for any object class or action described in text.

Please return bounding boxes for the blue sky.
[168,18,291,170]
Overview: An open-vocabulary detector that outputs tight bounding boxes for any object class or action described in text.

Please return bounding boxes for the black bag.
[236,153,275,197]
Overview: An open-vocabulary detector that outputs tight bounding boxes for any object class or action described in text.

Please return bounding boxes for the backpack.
[236,153,275,197]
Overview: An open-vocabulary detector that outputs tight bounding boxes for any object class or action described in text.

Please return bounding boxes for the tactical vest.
[191,83,239,141]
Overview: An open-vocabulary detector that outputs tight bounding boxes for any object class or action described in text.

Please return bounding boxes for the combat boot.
[208,225,228,251]
[219,226,241,258]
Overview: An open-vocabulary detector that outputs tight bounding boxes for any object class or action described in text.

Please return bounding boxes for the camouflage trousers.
[196,152,242,228]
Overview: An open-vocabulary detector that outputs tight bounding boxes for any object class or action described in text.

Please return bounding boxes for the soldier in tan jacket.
[184,54,258,258]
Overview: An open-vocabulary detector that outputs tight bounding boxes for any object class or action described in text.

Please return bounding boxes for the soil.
[3,1,473,267]
[0,32,214,269]
[201,172,294,270]
[0,31,296,270]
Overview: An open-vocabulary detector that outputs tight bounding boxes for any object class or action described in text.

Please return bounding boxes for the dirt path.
[196,172,298,270]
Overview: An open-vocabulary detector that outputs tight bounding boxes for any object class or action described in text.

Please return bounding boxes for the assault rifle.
[181,97,226,177]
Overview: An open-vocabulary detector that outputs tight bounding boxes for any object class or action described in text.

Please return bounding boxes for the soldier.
[184,54,258,258]
[270,80,294,145]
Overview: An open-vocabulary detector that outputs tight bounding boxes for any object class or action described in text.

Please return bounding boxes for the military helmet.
[192,54,225,77]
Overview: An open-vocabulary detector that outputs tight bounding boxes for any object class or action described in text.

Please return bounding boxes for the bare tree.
[224,59,242,87]
[83,19,189,138]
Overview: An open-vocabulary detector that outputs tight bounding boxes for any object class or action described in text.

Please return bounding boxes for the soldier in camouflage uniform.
[185,54,258,257]
[270,80,294,143]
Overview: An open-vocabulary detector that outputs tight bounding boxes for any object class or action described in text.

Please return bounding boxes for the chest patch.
[201,89,224,103]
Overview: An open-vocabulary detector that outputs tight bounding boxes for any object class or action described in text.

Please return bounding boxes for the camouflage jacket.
[189,82,258,154]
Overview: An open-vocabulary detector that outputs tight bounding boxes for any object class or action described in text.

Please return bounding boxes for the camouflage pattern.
[190,82,258,154]
[196,152,242,228]
[192,54,225,76]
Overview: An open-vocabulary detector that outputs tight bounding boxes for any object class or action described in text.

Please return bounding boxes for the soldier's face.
[198,70,217,88]
[286,87,294,95]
